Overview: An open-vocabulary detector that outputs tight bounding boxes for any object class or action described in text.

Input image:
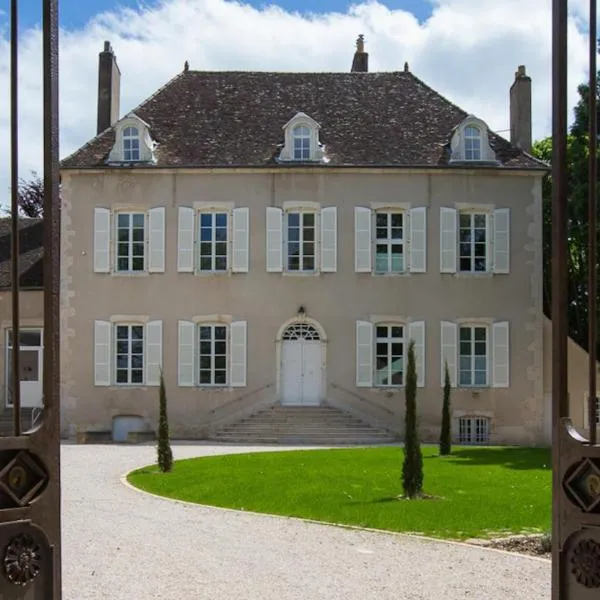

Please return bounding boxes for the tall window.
[286,211,315,271]
[199,325,227,386]
[199,212,228,272]
[459,416,490,444]
[292,126,311,160]
[459,325,488,386]
[375,212,404,273]
[375,325,404,386]
[459,213,487,272]
[123,126,140,161]
[115,325,144,384]
[116,213,145,272]
[464,125,481,161]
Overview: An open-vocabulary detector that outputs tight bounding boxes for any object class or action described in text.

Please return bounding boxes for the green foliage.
[439,361,452,456]
[402,339,423,498]
[157,371,173,473]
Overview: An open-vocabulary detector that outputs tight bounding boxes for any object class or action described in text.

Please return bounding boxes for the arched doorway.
[279,321,325,406]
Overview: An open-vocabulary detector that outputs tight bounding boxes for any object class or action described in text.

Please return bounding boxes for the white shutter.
[177,207,195,272]
[266,207,283,272]
[148,207,165,273]
[440,208,457,273]
[178,320,195,386]
[409,207,427,273]
[492,321,510,387]
[94,320,111,386]
[320,207,337,272]
[94,208,111,273]
[493,208,510,274]
[229,320,247,387]
[356,320,373,387]
[408,321,425,388]
[232,207,249,273]
[440,321,457,387]
[145,320,163,386]
[355,207,372,272]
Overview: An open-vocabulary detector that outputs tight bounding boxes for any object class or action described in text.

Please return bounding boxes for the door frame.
[276,316,327,404]
[5,327,44,408]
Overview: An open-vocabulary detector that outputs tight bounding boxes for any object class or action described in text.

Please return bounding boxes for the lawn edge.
[121,464,550,564]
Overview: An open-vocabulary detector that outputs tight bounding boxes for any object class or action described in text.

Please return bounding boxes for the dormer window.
[123,127,140,161]
[293,126,311,160]
[464,126,481,161]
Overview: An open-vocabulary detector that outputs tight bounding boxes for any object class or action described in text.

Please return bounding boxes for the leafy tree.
[402,339,423,498]
[6,171,45,217]
[439,361,452,456]
[157,371,173,473]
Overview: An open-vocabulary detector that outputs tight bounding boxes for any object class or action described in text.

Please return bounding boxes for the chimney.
[509,65,532,153]
[97,41,121,135]
[351,34,368,73]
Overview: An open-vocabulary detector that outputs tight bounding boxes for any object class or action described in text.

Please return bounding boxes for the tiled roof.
[61,70,546,170]
[0,218,43,290]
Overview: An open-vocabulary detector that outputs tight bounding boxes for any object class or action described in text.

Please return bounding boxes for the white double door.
[281,340,322,406]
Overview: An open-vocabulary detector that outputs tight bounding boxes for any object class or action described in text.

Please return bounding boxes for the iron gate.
[552,0,600,598]
[0,0,61,598]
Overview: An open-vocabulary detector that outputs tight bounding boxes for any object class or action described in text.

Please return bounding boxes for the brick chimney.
[509,65,532,153]
[351,34,368,73]
[97,41,121,135]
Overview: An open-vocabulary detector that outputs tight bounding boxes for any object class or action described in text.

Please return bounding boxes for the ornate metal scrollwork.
[3,533,42,586]
[570,538,600,588]
[562,458,600,513]
[0,450,48,509]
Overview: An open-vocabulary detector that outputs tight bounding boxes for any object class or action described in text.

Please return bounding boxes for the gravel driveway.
[62,443,550,600]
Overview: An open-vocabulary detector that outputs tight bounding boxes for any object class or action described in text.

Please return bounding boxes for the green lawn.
[128,446,551,540]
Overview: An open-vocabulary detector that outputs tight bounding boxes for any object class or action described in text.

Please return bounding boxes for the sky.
[0,0,597,201]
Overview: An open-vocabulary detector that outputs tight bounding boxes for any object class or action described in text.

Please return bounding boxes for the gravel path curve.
[62,443,550,600]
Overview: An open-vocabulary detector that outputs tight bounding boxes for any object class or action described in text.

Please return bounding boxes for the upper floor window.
[449,116,497,164]
[292,126,311,160]
[286,211,316,272]
[116,212,145,272]
[375,212,404,273]
[458,325,488,387]
[375,324,404,387]
[464,126,481,161]
[123,126,140,162]
[199,212,228,272]
[459,212,487,272]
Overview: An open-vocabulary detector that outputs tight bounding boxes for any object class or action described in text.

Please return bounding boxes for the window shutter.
[408,320,425,387]
[94,320,111,386]
[493,208,510,274]
[229,320,247,387]
[266,207,283,272]
[232,207,249,273]
[440,208,457,273]
[320,206,337,272]
[440,321,457,387]
[94,208,111,273]
[356,320,373,387]
[177,207,195,272]
[354,207,372,272]
[145,320,163,386]
[148,207,165,273]
[178,320,195,386]
[492,321,510,387]
[409,207,427,273]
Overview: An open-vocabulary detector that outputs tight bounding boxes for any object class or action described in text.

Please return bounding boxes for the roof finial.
[404,61,409,72]
[356,34,365,53]
[184,60,189,72]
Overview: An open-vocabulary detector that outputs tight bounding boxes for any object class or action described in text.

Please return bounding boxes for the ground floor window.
[458,416,490,444]
[115,324,144,384]
[374,324,404,387]
[199,324,228,386]
[459,325,488,387]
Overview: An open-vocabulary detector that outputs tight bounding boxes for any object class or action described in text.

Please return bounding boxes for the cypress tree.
[439,360,452,456]
[157,370,173,473]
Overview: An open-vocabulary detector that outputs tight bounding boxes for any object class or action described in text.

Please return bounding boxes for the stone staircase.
[210,404,397,445]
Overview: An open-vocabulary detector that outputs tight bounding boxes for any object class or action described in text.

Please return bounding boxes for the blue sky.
[0,0,433,30]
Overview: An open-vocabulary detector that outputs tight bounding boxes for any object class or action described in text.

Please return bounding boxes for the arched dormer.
[106,112,157,164]
[278,112,325,162]
[449,116,498,164]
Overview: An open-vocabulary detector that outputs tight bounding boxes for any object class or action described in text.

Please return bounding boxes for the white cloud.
[0,0,595,201]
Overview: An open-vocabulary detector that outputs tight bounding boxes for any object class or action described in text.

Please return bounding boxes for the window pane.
[391,371,403,386]
[199,356,211,370]
[303,256,314,271]
[214,356,226,371]
[302,242,314,257]
[376,326,387,338]
[215,243,227,257]
[288,242,299,258]
[474,258,486,271]
[214,327,227,340]
[376,227,387,240]
[390,251,403,272]
[303,227,315,241]
[376,342,387,356]
[374,370,388,386]
[199,371,212,384]
[131,370,143,384]
[132,326,143,339]
[303,213,315,227]
[132,243,144,257]
[474,357,487,371]
[474,371,487,386]
[391,326,403,338]
[199,342,212,355]
[459,328,472,342]
[390,213,402,228]
[200,227,212,242]
[118,214,130,227]
[375,251,388,272]
[215,257,227,271]
[215,213,227,228]
[459,356,471,371]
[132,228,144,242]
[391,343,403,356]
[131,340,143,354]
[288,227,299,242]
[288,256,299,271]
[116,326,128,339]
[200,243,212,257]
[116,370,128,383]
[474,243,486,257]
[474,214,486,228]
[459,371,471,386]
[215,342,226,355]
[474,328,486,341]
[131,355,143,370]
[459,214,471,228]
[199,327,211,340]
[215,227,227,242]
[391,227,403,240]
[200,213,212,228]
[288,213,300,227]
[214,371,227,385]
[200,257,212,271]
[116,355,128,370]
[132,214,144,228]
[376,213,387,228]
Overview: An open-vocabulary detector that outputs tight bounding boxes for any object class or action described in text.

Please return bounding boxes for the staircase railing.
[207,383,276,431]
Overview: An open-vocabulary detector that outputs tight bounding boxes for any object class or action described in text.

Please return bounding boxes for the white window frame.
[5,328,43,408]
[197,323,229,387]
[285,209,318,273]
[458,416,490,444]
[198,210,229,273]
[449,115,498,164]
[458,211,489,273]
[123,126,140,162]
[374,323,405,388]
[115,211,146,273]
[292,125,311,161]
[464,125,482,161]
[114,323,145,386]
[458,324,489,387]
[374,210,405,274]
[278,112,324,163]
